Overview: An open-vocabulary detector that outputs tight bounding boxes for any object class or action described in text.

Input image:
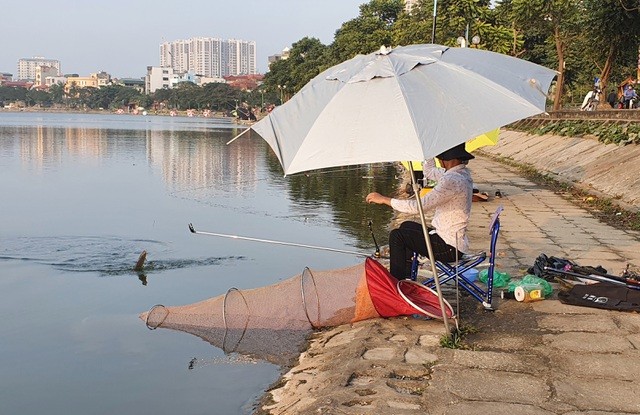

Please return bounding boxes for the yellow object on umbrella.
[465,128,500,153]
[402,129,500,172]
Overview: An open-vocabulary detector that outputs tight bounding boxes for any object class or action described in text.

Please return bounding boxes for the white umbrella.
[246,44,556,176]
[234,44,556,332]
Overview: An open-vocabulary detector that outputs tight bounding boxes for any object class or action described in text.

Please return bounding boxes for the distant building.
[224,74,264,91]
[146,66,176,94]
[160,37,257,78]
[92,71,112,87]
[18,57,60,81]
[116,78,145,93]
[45,76,67,87]
[34,66,59,87]
[2,80,33,89]
[268,47,290,68]
[63,72,112,93]
[198,76,226,86]
[145,66,227,94]
[65,75,99,92]
[0,73,12,84]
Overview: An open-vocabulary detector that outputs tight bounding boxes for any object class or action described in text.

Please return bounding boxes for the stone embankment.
[482,129,640,211]
[256,130,640,415]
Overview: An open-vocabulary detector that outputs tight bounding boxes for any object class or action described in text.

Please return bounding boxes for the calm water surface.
[0,112,397,415]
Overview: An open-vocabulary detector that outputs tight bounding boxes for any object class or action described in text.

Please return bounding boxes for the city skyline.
[2,0,364,79]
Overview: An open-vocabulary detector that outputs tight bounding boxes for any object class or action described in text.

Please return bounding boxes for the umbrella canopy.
[250,44,556,176]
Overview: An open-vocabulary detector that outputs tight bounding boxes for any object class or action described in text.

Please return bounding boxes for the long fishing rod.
[543,266,640,290]
[368,220,381,258]
[189,223,371,257]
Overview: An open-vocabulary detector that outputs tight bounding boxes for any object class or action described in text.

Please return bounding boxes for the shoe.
[472,192,489,202]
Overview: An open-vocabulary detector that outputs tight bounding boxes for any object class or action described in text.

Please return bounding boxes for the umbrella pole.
[407,164,452,335]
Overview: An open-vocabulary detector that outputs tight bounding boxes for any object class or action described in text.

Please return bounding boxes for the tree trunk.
[552,27,565,111]
[599,43,616,92]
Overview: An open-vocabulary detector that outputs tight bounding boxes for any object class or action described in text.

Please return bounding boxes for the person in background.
[607,89,618,108]
[365,143,474,280]
[623,84,638,109]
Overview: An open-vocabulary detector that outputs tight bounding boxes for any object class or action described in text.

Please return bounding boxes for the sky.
[2,0,366,79]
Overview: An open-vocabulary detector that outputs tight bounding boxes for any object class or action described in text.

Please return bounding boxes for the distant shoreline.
[0,107,236,119]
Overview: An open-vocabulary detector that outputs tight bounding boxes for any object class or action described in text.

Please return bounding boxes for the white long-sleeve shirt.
[390,159,472,253]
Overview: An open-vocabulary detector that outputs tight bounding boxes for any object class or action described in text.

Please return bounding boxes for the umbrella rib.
[268,116,287,176]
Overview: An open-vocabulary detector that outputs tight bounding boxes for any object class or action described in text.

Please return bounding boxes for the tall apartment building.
[160,37,257,78]
[18,57,60,81]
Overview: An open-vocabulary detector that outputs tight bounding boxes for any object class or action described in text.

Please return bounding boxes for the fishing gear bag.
[558,283,640,312]
[528,253,608,281]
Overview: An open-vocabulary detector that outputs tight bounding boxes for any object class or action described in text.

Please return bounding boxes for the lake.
[0,112,397,414]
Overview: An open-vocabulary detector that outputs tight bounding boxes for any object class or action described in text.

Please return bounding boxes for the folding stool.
[411,206,503,310]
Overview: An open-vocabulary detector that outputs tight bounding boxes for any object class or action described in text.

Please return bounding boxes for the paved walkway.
[258,153,640,415]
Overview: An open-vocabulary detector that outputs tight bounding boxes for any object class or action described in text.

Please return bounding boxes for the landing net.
[141,258,452,364]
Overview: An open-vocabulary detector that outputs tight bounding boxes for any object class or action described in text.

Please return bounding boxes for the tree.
[48,83,65,105]
[330,0,405,64]
[508,0,582,111]
[582,0,640,92]
[262,37,330,97]
[25,89,52,107]
[0,86,28,105]
[394,0,516,53]
[197,82,242,112]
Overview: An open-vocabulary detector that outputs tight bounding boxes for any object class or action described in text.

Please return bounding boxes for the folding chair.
[410,206,503,310]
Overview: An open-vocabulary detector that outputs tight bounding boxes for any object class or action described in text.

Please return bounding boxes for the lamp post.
[277,84,287,104]
[431,0,437,43]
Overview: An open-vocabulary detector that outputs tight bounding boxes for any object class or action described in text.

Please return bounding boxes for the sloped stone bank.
[482,130,640,210]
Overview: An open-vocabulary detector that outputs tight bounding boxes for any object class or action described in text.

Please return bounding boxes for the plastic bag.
[507,274,553,297]
[479,269,511,288]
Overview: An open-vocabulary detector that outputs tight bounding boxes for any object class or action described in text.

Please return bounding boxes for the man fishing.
[365,143,474,280]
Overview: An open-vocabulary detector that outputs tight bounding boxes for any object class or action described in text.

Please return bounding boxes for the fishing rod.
[188,223,372,257]
[368,220,381,258]
[543,266,640,290]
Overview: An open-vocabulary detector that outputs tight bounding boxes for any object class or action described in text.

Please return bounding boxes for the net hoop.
[145,304,169,330]
[300,267,321,329]
[397,280,455,319]
[222,287,250,354]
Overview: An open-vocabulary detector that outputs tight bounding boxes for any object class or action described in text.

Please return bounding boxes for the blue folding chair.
[411,206,503,310]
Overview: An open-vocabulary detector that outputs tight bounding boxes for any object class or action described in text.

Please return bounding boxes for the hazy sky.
[3,0,365,79]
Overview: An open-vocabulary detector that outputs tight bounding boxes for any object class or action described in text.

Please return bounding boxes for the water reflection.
[268,157,399,250]
[2,117,400,251]
[145,129,262,195]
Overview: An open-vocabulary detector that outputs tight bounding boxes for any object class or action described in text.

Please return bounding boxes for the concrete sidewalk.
[258,154,640,415]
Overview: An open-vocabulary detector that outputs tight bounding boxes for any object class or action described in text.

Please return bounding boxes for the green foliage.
[440,324,477,349]
[25,89,51,107]
[511,120,640,146]
[0,86,28,104]
[330,0,404,64]
[262,37,330,97]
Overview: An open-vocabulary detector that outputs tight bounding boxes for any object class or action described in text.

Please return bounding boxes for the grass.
[440,323,477,349]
